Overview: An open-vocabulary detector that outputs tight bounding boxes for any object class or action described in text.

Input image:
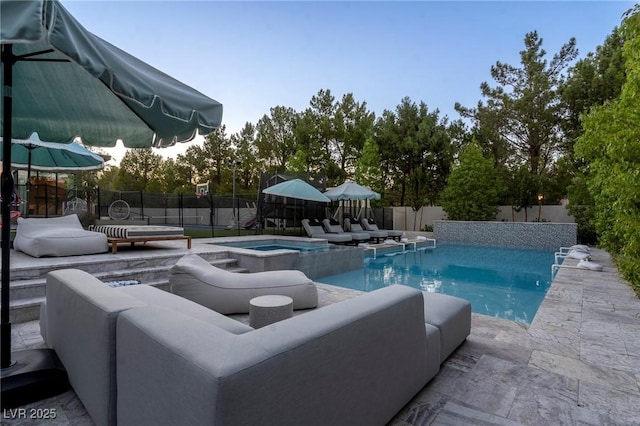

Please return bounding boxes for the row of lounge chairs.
[301,217,403,245]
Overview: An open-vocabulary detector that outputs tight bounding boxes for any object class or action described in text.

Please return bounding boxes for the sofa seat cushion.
[14,214,108,257]
[423,292,472,363]
[169,253,318,314]
[118,285,253,335]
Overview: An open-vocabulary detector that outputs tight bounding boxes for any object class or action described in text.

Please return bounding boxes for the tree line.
[83,7,638,289]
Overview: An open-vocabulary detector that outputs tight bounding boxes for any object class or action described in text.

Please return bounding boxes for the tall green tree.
[116,148,163,191]
[293,90,375,184]
[456,31,578,176]
[156,158,193,194]
[97,165,119,191]
[440,144,502,221]
[201,126,231,192]
[375,97,453,206]
[354,136,384,194]
[561,26,626,152]
[176,144,208,190]
[255,106,299,173]
[561,26,627,243]
[575,6,640,288]
[333,92,375,178]
[230,122,260,193]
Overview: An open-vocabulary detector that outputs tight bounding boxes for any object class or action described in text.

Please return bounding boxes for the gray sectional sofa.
[40,268,471,426]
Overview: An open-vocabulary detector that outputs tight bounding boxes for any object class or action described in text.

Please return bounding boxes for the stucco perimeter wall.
[393,205,575,231]
[433,220,577,249]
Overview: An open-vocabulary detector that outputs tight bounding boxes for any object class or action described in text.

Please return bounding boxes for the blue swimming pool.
[317,243,556,324]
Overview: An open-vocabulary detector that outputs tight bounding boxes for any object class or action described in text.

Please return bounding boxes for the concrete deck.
[4,245,640,425]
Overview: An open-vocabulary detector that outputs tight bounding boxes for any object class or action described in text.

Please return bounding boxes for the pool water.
[317,243,556,324]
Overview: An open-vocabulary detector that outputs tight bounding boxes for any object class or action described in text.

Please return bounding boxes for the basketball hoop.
[196,182,209,197]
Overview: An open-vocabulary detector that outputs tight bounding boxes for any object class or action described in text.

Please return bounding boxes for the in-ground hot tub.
[208,236,363,279]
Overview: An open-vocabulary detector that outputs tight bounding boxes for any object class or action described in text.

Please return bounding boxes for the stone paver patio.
[5,246,640,425]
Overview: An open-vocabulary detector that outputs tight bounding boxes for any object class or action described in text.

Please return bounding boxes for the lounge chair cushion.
[348,218,387,241]
[90,225,184,238]
[361,218,403,239]
[168,253,318,314]
[14,214,108,257]
[301,218,353,243]
[322,218,370,242]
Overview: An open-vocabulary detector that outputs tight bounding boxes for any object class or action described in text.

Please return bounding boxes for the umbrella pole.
[1,43,70,409]
[1,43,14,369]
[25,148,32,218]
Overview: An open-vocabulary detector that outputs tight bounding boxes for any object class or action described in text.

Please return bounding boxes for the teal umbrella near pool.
[263,178,331,203]
[0,134,106,217]
[262,179,330,234]
[323,180,381,201]
[324,180,380,220]
[1,0,223,405]
[1,136,105,172]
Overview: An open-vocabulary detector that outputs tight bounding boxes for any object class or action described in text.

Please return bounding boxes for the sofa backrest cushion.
[117,285,253,334]
[46,269,146,426]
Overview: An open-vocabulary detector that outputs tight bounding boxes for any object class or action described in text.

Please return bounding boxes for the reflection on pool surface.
[317,243,556,324]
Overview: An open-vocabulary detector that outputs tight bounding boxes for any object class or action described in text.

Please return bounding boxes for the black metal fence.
[15,183,396,232]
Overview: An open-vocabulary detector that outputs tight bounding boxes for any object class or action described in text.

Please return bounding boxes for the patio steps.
[6,252,248,324]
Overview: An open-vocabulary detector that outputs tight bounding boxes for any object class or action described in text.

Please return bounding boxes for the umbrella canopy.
[263,179,331,203]
[1,0,223,148]
[1,136,104,172]
[1,0,223,373]
[323,180,381,201]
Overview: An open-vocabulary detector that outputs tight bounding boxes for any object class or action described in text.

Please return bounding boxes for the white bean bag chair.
[13,214,108,257]
[570,244,591,253]
[567,250,591,260]
[168,253,318,314]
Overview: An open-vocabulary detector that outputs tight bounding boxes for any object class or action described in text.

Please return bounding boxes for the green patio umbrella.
[1,136,105,172]
[323,180,381,201]
[324,180,381,220]
[263,178,331,203]
[1,0,223,405]
[262,179,330,234]
[0,134,105,217]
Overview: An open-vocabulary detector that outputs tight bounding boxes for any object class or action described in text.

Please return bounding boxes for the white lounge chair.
[322,218,370,243]
[168,253,318,314]
[301,218,353,244]
[361,218,403,241]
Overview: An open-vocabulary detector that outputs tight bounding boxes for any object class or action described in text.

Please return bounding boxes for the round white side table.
[249,295,293,328]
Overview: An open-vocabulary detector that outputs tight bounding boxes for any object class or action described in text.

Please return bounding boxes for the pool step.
[6,253,247,323]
